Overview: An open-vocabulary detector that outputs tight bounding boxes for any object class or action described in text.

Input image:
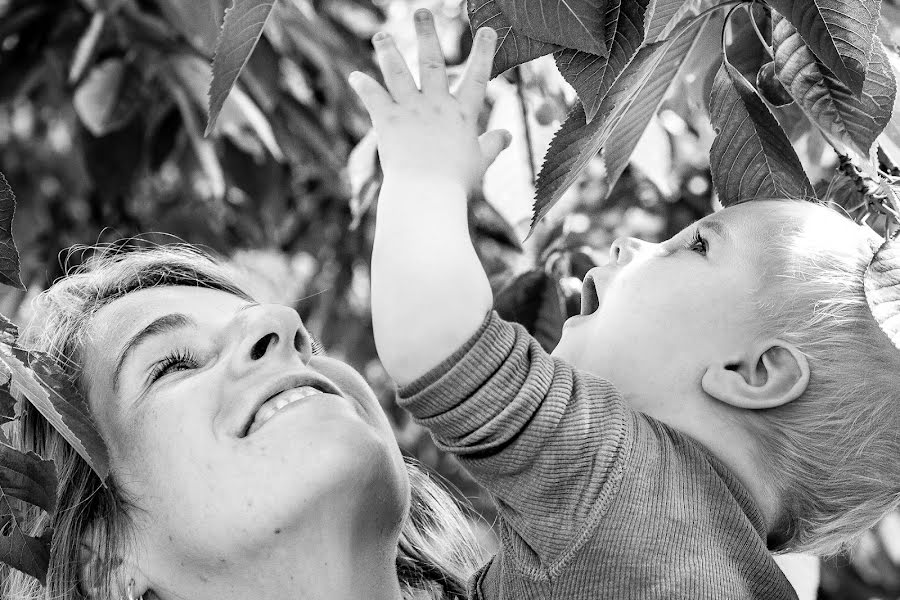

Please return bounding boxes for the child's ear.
[79,524,149,599]
[701,340,810,410]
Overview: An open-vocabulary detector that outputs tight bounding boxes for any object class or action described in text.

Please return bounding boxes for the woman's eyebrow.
[113,313,195,392]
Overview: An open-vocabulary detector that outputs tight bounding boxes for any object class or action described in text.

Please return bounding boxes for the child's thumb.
[479,129,512,166]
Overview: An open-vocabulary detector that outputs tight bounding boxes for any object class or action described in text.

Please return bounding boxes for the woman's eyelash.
[688,229,708,255]
[149,349,199,382]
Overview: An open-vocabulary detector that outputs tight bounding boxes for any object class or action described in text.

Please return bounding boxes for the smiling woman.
[1,245,484,600]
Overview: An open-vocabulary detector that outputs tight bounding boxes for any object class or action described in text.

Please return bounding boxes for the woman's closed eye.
[149,348,200,383]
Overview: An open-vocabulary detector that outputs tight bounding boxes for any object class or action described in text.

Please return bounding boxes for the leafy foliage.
[773,13,895,160]
[496,0,608,56]
[474,0,900,230]
[534,15,707,228]
[468,0,559,77]
[709,60,814,204]
[0,174,24,291]
[207,0,277,135]
[767,0,879,95]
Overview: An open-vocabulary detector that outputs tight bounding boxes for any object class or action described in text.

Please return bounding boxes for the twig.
[514,66,537,185]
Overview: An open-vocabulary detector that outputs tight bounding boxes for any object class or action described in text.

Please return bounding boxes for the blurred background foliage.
[0,0,899,597]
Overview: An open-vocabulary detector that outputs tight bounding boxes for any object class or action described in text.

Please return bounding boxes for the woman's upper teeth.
[248,385,324,435]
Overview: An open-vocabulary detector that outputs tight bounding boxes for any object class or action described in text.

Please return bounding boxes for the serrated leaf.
[533,16,706,232]
[0,524,51,585]
[709,60,815,206]
[495,0,608,57]
[0,443,57,515]
[207,0,277,136]
[768,0,881,96]
[0,325,109,481]
[865,239,900,350]
[647,0,717,42]
[556,0,651,121]
[773,13,895,160]
[644,0,687,42]
[171,55,284,161]
[879,45,900,164]
[73,59,144,137]
[468,0,560,77]
[0,173,24,291]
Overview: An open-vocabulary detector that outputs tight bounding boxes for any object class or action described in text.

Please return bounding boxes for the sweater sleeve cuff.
[397,311,518,410]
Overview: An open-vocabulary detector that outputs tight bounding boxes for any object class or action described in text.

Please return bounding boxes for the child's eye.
[149,349,199,383]
[687,229,708,255]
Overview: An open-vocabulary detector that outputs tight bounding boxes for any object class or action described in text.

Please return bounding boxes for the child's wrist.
[381,174,470,199]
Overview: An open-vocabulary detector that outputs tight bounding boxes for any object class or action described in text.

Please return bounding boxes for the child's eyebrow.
[702,219,729,241]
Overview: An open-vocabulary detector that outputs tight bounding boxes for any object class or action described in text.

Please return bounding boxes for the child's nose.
[609,237,655,265]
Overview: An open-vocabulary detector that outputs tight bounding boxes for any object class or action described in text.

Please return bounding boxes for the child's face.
[553,201,782,412]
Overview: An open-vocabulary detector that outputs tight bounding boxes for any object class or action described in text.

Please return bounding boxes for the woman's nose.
[608,237,656,265]
[233,305,313,370]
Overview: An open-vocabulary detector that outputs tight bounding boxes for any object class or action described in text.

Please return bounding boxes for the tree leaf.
[767,0,881,96]
[0,442,57,515]
[0,524,51,585]
[555,0,651,121]
[773,13,895,160]
[171,55,284,161]
[865,238,900,350]
[0,319,109,481]
[646,0,719,42]
[0,379,17,422]
[645,0,688,42]
[157,0,224,55]
[468,0,560,77]
[533,16,706,233]
[756,61,794,107]
[494,269,566,351]
[709,60,815,206]
[73,59,144,137]
[495,0,608,57]
[68,12,106,84]
[207,0,277,136]
[0,173,24,291]
[878,45,900,164]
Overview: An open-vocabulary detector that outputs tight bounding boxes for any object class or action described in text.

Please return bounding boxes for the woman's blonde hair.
[1,243,485,599]
[747,200,900,556]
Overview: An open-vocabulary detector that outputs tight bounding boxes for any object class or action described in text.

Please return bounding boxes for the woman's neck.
[150,527,403,600]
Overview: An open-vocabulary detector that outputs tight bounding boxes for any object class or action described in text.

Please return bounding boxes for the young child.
[349,10,900,599]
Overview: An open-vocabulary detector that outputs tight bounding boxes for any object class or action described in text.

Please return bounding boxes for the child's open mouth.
[580,272,602,316]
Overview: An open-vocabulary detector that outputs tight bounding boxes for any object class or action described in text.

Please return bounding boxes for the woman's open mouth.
[246,385,330,435]
[240,373,346,437]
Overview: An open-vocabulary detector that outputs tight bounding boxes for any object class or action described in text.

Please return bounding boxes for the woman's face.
[82,286,409,595]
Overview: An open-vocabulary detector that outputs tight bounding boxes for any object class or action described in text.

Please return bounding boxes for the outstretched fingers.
[454,27,497,117]
[348,71,394,120]
[372,32,418,101]
[415,9,449,94]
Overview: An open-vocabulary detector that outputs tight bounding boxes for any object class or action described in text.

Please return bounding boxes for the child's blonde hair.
[746,200,900,556]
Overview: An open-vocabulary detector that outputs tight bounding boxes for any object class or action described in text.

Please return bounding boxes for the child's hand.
[349,10,510,193]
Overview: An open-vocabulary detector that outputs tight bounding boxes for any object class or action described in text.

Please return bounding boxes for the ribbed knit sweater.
[398,312,798,600]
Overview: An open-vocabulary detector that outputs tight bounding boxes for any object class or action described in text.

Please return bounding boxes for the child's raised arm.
[349,11,509,386]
